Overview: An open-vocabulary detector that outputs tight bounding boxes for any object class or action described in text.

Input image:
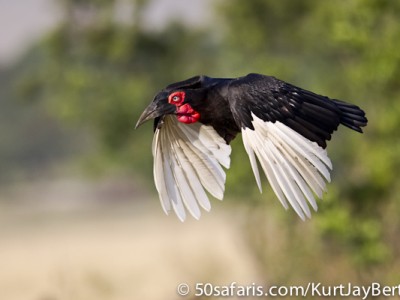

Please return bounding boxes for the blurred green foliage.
[12,0,400,285]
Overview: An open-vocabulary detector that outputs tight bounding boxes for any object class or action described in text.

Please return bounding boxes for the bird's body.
[136,73,367,221]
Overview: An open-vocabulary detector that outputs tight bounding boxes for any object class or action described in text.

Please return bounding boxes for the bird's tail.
[333,99,368,133]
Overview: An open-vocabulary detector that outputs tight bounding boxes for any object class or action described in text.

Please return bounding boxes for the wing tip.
[243,114,332,221]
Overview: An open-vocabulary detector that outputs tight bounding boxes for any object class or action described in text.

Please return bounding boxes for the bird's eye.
[168,91,185,105]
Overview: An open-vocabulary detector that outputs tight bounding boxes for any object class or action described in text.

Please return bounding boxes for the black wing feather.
[227,73,367,148]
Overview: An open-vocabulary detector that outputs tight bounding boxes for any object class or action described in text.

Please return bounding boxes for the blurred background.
[1,0,400,299]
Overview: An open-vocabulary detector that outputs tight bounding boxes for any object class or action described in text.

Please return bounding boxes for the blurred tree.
[0,55,85,182]
[18,0,220,179]
[217,0,400,283]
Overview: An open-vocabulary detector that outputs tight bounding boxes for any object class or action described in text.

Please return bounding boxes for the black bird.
[136,73,367,221]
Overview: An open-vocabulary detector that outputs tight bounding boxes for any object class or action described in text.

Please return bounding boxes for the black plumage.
[136,73,368,221]
[137,73,367,148]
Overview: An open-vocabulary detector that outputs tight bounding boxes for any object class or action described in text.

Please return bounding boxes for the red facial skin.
[168,91,200,124]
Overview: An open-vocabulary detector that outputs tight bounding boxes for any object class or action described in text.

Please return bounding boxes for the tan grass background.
[0,176,260,300]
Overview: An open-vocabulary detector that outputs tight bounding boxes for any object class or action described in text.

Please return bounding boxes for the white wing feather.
[242,113,332,220]
[152,116,231,221]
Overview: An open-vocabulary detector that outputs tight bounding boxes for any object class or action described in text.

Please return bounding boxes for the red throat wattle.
[168,91,201,124]
[176,103,200,124]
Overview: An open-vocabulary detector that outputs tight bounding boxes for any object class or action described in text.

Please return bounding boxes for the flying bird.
[136,73,367,221]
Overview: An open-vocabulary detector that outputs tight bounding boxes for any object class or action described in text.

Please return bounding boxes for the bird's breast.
[195,93,240,144]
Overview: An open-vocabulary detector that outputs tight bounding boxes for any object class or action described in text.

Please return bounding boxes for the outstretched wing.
[152,115,231,221]
[228,73,367,148]
[227,73,367,219]
[242,114,332,220]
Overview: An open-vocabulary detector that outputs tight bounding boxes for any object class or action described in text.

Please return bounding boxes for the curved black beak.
[135,97,175,129]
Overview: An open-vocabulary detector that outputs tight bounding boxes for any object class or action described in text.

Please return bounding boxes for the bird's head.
[135,77,206,129]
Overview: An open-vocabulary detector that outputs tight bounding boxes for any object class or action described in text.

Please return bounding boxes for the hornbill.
[136,73,367,221]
